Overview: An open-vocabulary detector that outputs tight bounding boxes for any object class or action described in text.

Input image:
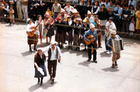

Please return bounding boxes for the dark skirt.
[55,31,65,43]
[27,34,38,45]
[66,30,73,43]
[46,28,54,37]
[34,64,47,78]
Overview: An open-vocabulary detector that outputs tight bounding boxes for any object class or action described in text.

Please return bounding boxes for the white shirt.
[64,6,74,14]
[105,21,116,32]
[91,6,100,14]
[43,45,61,61]
[105,21,116,39]
[26,23,38,34]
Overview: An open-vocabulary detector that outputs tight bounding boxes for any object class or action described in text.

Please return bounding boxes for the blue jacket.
[83,29,98,42]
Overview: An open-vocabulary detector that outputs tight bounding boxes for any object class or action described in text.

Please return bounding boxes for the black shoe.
[40,80,43,86]
[75,47,78,50]
[68,46,70,49]
[87,59,91,62]
[70,46,72,49]
[29,48,32,52]
[61,45,63,49]
[34,48,37,51]
[93,60,97,63]
[83,48,86,51]
[38,78,40,84]
[112,64,115,68]
[50,75,52,80]
[51,78,54,84]
[98,46,102,48]
[77,47,80,51]
[115,61,118,66]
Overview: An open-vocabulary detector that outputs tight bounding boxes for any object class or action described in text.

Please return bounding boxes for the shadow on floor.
[28,80,57,92]
[101,67,119,72]
[21,50,34,57]
[100,52,111,57]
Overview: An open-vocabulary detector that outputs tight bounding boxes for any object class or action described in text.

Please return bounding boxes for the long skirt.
[55,31,65,43]
[46,28,54,37]
[34,64,47,78]
[27,34,38,45]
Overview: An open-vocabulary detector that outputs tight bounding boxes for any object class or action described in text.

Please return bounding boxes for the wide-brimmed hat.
[51,41,57,45]
[71,9,78,13]
[111,31,116,34]
[61,8,65,13]
[90,23,95,29]
[87,10,91,15]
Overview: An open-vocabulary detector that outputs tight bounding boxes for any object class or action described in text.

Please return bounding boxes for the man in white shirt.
[105,17,116,54]
[43,41,61,84]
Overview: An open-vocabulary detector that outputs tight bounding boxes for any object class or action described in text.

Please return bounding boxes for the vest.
[48,46,58,61]
[93,7,97,13]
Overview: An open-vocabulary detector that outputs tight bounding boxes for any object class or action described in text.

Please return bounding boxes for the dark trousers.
[97,30,101,47]
[88,43,97,61]
[53,12,59,20]
[113,16,121,31]
[122,20,129,32]
[48,60,57,78]
[105,37,111,51]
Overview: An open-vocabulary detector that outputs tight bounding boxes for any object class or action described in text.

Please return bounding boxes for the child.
[129,16,135,36]
[46,7,53,17]
[8,5,15,25]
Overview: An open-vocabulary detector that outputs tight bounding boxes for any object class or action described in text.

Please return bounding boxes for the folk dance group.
[26,13,123,85]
